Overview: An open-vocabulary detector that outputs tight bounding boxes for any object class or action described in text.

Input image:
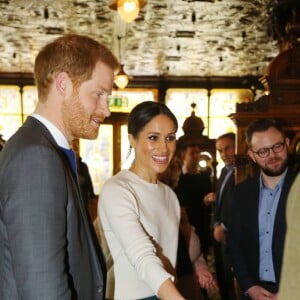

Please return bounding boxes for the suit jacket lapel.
[251,176,261,256]
[216,167,228,194]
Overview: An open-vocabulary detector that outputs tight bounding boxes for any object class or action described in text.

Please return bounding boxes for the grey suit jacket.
[0,116,106,299]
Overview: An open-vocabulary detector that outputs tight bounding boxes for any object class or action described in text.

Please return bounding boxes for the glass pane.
[79,125,113,195]
[23,86,38,114]
[209,117,236,140]
[210,89,253,116]
[121,124,134,170]
[165,88,209,137]
[0,115,22,141]
[0,85,21,114]
[109,88,157,112]
[208,89,252,140]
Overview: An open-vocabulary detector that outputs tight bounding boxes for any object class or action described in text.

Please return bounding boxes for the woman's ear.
[128,134,136,149]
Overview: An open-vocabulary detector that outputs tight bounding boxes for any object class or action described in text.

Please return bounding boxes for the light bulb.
[117,0,139,23]
[114,65,129,89]
[114,74,129,89]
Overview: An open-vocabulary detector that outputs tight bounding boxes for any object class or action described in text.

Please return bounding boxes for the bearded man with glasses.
[227,118,297,300]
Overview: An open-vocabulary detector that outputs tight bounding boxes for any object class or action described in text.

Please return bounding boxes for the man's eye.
[258,149,268,155]
[273,143,282,150]
[96,91,108,99]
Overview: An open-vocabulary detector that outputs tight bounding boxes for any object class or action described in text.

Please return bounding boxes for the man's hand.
[247,285,276,299]
[213,224,226,244]
[204,192,216,205]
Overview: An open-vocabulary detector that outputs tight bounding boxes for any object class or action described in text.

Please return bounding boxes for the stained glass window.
[165,88,253,139]
[79,125,113,195]
[0,85,22,140]
[0,85,38,140]
[209,89,253,138]
[165,89,209,137]
[23,86,38,115]
[109,88,157,112]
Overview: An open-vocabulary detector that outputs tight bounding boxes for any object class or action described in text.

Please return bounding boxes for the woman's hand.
[195,264,218,290]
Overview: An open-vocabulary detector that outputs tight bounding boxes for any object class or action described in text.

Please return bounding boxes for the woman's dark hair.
[128,101,178,138]
[246,118,286,147]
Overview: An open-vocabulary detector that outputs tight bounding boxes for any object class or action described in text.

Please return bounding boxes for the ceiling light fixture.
[109,0,147,23]
[114,35,129,89]
[114,64,129,89]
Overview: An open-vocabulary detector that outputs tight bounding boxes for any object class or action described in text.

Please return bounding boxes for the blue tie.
[60,147,77,173]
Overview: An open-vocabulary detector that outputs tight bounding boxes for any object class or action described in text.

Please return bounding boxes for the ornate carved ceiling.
[0,0,283,78]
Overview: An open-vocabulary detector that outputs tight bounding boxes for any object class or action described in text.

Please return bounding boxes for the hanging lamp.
[109,0,147,23]
[114,64,129,89]
[114,35,129,89]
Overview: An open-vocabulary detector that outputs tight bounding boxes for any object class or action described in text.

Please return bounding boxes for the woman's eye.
[148,135,158,141]
[167,135,176,141]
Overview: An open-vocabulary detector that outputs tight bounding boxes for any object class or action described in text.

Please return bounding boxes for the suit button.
[97,286,103,293]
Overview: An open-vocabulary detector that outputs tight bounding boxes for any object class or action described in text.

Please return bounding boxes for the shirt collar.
[225,164,234,171]
[31,113,70,149]
[259,168,288,190]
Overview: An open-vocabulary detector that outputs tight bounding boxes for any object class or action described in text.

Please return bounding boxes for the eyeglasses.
[251,142,285,158]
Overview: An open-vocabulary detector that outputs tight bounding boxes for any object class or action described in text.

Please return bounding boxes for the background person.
[98,101,185,300]
[228,118,297,300]
[0,34,119,299]
[175,143,212,260]
[204,132,237,300]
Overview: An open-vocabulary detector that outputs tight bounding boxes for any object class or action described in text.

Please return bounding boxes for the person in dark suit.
[227,118,297,300]
[0,34,119,299]
[204,132,237,300]
[175,143,212,260]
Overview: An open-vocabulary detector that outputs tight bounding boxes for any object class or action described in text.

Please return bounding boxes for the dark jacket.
[227,168,297,294]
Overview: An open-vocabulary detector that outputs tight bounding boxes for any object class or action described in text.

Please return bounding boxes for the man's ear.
[55,72,70,96]
[248,149,256,163]
[285,137,290,148]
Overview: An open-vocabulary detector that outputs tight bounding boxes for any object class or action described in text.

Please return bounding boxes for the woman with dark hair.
[97,101,185,299]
